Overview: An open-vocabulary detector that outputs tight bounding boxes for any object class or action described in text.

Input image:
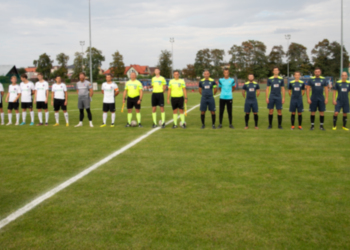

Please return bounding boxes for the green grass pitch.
[0,90,349,249]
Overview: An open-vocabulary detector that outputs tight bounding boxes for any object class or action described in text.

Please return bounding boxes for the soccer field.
[0,90,349,249]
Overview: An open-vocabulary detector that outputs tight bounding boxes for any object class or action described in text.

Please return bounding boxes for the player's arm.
[288,89,292,96]
[138,89,143,104]
[64,90,68,106]
[242,89,246,98]
[265,83,270,103]
[122,89,127,103]
[51,90,54,106]
[89,88,93,98]
[45,89,49,104]
[306,85,311,104]
[281,86,285,104]
[163,85,166,92]
[301,84,305,96]
[213,83,217,95]
[14,91,21,102]
[198,82,202,95]
[114,88,119,97]
[332,88,337,105]
[232,85,236,92]
[34,89,37,104]
[183,87,188,104]
[167,86,171,104]
[324,86,329,104]
[257,89,260,97]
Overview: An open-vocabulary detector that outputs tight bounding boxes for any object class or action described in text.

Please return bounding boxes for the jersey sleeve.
[114,83,119,90]
[288,83,292,90]
[301,83,305,90]
[218,79,222,88]
[0,84,3,92]
[168,81,172,89]
[332,83,337,91]
[181,80,186,88]
[63,84,67,92]
[88,83,92,89]
[323,79,328,87]
[31,83,35,90]
[44,83,49,90]
[242,84,247,91]
[34,83,38,90]
[267,79,271,87]
[256,84,260,90]
[199,81,203,89]
[162,78,166,86]
[138,82,143,89]
[280,80,285,87]
[213,81,217,88]
[17,86,21,94]
[232,79,236,87]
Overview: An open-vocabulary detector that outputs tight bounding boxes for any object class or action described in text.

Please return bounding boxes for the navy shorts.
[245,101,258,113]
[309,99,326,112]
[335,101,349,113]
[289,99,304,113]
[267,97,282,110]
[200,97,216,112]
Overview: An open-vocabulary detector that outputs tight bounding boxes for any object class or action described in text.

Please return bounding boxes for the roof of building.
[0,65,17,76]
[25,67,37,73]
[124,65,149,75]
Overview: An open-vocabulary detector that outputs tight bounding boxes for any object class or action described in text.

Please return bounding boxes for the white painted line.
[0,95,219,230]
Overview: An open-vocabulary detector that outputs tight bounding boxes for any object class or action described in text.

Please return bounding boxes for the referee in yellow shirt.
[123,72,143,127]
[151,68,167,128]
[167,70,187,129]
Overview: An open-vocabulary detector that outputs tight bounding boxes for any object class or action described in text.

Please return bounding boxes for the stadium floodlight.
[80,41,85,70]
[341,0,344,77]
[170,38,175,77]
[89,0,93,83]
[285,34,291,78]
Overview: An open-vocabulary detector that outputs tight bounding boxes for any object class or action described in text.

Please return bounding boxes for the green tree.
[85,47,105,81]
[18,68,26,76]
[35,53,53,80]
[211,49,225,78]
[72,52,84,79]
[228,45,246,78]
[157,50,172,78]
[110,51,125,78]
[182,64,196,80]
[268,45,285,72]
[194,48,212,77]
[54,53,70,79]
[287,43,311,76]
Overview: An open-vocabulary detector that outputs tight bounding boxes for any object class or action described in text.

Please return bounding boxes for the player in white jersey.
[51,76,69,126]
[19,74,35,126]
[34,73,49,126]
[5,76,21,125]
[0,82,4,125]
[100,74,119,127]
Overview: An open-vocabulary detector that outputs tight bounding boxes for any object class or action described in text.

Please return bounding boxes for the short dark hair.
[203,69,210,74]
[223,68,229,72]
[11,75,17,79]
[314,67,322,71]
[21,74,28,79]
[173,70,180,74]
[294,71,301,75]
[273,67,279,71]
[105,74,112,77]
[56,75,61,78]
[37,72,43,77]
[79,72,86,76]
[248,73,254,76]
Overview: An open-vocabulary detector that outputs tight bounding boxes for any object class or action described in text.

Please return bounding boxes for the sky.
[0,0,349,70]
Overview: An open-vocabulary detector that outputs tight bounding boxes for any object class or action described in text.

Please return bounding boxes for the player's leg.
[253,102,259,129]
[110,103,116,127]
[29,105,34,125]
[151,93,157,127]
[7,104,12,125]
[277,98,283,129]
[200,98,207,129]
[21,105,27,125]
[75,98,84,127]
[227,100,233,128]
[310,99,316,130]
[62,101,69,126]
[244,112,250,129]
[125,97,133,127]
[179,97,186,128]
[209,98,216,129]
[333,102,340,130]
[53,100,60,126]
[135,98,142,127]
[101,103,108,127]
[342,102,349,130]
[171,98,179,128]
[219,99,225,128]
[244,102,250,129]
[0,105,4,125]
[85,98,93,127]
[36,101,43,125]
[268,98,274,129]
[319,100,326,130]
[44,104,49,126]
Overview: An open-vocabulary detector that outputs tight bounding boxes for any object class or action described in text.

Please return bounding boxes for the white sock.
[22,111,27,123]
[103,113,107,124]
[8,113,12,123]
[16,113,20,123]
[30,111,34,123]
[55,113,59,124]
[1,112,4,124]
[89,121,93,126]
[45,112,49,123]
[64,113,69,124]
[111,113,115,124]
[38,112,43,123]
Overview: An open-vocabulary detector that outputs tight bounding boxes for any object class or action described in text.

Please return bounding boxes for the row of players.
[0,67,349,130]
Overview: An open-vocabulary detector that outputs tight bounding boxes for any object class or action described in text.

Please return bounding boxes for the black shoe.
[172,125,177,129]
[212,125,216,129]
[181,123,187,129]
[218,124,222,129]
[229,124,235,129]
[278,125,283,129]
[310,125,315,131]
[201,125,205,129]
[268,125,272,129]
[138,124,143,128]
[125,123,130,127]
[320,126,325,131]
[152,124,157,128]
[162,123,165,129]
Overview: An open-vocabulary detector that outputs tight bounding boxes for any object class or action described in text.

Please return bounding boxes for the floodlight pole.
[89,0,93,83]
[341,0,344,78]
[170,38,174,77]
[285,34,291,77]
[80,41,85,71]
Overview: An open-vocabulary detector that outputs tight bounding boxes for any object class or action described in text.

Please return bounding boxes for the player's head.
[273,67,280,76]
[294,71,301,80]
[203,69,210,79]
[37,72,43,81]
[154,68,160,76]
[11,76,17,84]
[20,73,28,82]
[130,72,137,80]
[173,70,180,79]
[314,68,321,77]
[248,73,254,82]
[223,68,229,78]
[79,72,85,81]
[106,74,112,82]
[56,76,62,83]
[341,71,348,81]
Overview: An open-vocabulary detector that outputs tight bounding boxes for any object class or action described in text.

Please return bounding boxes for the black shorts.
[54,99,67,111]
[289,99,304,113]
[36,102,48,110]
[309,99,326,112]
[335,101,349,113]
[21,102,33,109]
[152,93,164,107]
[127,96,141,110]
[171,97,184,110]
[267,97,283,110]
[103,103,116,112]
[200,97,216,112]
[8,102,19,110]
[245,101,258,113]
[0,101,2,108]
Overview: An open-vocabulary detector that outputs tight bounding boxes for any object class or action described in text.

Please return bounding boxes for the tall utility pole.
[89,0,93,83]
[170,38,174,77]
[340,0,344,77]
[285,34,291,77]
[80,41,85,71]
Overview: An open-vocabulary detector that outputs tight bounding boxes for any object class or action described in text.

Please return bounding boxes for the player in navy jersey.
[199,70,217,129]
[288,72,305,130]
[242,74,260,129]
[332,72,350,130]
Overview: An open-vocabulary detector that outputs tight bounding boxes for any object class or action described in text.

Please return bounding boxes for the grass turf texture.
[0,90,349,249]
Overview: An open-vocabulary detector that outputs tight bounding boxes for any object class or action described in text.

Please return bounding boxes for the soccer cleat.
[30,122,34,126]
[212,125,216,129]
[20,122,26,126]
[172,125,177,129]
[90,122,94,128]
[6,122,12,126]
[53,123,59,127]
[229,124,235,129]
[332,126,337,130]
[310,125,314,131]
[138,124,143,128]
[218,124,223,129]
[66,123,69,127]
[37,123,43,126]
[255,127,259,130]
[244,126,249,130]
[75,123,82,127]
[110,124,115,128]
[181,123,187,129]
[152,124,157,128]
[125,123,130,127]
[100,124,106,128]
[45,123,48,126]
[298,126,303,130]
[201,125,205,129]
[161,123,166,129]
[291,126,295,130]
[267,125,272,129]
[320,126,325,131]
[278,125,283,129]
[342,127,349,131]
